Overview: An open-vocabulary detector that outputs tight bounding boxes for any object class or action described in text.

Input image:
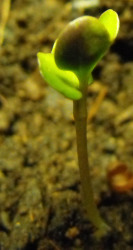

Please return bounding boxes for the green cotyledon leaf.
[99,9,119,43]
[37,52,82,100]
[52,9,119,83]
[53,16,110,75]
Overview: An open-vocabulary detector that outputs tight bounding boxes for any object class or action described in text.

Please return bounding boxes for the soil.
[0,0,133,249]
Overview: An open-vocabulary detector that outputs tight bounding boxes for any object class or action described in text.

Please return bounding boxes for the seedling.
[37,9,119,237]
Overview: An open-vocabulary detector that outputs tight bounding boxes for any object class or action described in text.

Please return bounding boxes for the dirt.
[0,0,133,249]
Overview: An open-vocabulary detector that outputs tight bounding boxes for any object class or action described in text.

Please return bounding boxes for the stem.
[73,87,110,237]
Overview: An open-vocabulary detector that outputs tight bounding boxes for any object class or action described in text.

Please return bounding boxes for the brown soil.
[1,0,133,249]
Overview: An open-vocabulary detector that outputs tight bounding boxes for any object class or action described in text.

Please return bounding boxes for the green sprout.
[37,9,119,237]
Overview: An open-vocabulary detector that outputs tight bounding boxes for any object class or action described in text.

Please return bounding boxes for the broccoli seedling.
[37,9,119,237]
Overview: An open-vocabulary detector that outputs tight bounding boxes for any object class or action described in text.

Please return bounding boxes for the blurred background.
[0,0,133,249]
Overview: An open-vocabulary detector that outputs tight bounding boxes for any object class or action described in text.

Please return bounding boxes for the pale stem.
[73,87,110,237]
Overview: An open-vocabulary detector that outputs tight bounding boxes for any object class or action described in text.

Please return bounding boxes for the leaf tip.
[99,9,120,42]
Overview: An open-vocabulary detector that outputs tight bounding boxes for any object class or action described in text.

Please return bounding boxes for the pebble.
[18,80,45,101]
[95,100,117,122]
[103,137,116,154]
[0,111,11,132]
[107,162,133,193]
[0,211,11,232]
[114,105,133,126]
[65,226,80,239]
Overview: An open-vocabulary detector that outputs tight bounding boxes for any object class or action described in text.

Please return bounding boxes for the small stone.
[65,226,80,239]
[107,162,133,192]
[19,80,45,101]
[114,105,133,126]
[103,137,116,153]
[0,111,10,132]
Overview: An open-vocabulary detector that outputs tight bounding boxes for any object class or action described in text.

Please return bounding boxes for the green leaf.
[37,52,82,100]
[99,9,119,42]
[53,16,111,82]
